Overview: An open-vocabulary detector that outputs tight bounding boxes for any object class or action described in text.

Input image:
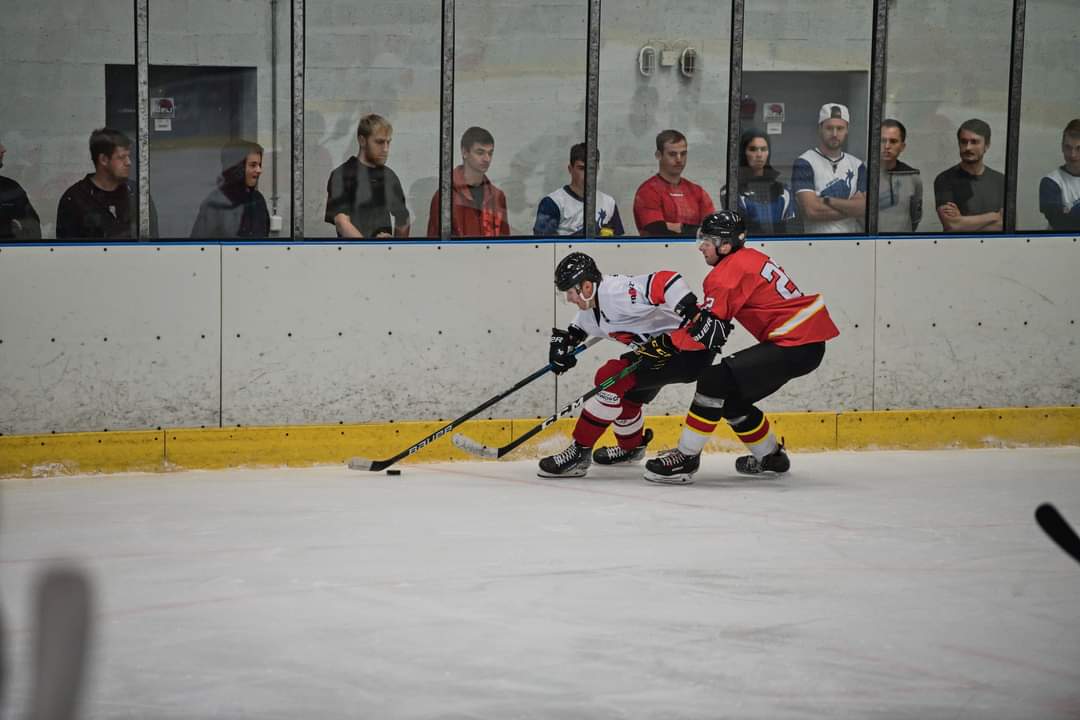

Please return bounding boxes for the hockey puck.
[386,469,401,476]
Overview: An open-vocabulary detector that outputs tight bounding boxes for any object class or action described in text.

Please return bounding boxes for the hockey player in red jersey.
[538,252,713,478]
[633,210,839,484]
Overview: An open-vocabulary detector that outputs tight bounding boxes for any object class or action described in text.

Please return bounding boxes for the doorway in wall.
[106,65,258,238]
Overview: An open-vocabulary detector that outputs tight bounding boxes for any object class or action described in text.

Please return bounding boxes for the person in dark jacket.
[0,139,41,240]
[721,130,796,236]
[56,128,158,240]
[191,140,271,238]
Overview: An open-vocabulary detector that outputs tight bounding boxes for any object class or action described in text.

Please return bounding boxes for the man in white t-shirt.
[533,142,624,236]
[1040,119,1080,232]
[791,103,867,234]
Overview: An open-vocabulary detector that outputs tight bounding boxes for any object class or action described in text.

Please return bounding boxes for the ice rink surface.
[2,447,1079,719]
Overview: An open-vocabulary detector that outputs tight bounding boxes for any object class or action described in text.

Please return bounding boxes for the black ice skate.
[538,442,592,478]
[643,448,701,485]
[735,442,790,475]
[593,428,654,465]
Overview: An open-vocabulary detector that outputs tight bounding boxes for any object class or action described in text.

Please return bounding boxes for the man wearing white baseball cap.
[791,103,867,234]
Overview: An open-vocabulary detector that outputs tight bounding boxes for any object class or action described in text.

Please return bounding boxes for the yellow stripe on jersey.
[767,295,826,339]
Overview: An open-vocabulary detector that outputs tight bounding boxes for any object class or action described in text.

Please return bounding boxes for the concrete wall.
[2,237,1077,435]
[3,1,1077,238]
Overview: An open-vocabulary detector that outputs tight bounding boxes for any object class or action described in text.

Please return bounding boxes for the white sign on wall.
[763,102,785,123]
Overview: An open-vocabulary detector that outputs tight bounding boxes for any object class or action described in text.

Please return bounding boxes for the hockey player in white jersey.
[539,252,714,477]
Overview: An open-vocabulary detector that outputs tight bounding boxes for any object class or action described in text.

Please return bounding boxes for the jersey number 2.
[761,262,803,300]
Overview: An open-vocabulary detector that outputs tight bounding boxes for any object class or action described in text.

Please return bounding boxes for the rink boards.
[0,235,1078,474]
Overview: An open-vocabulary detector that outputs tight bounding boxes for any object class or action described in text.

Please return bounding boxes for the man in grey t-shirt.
[878,119,922,232]
[934,118,1004,232]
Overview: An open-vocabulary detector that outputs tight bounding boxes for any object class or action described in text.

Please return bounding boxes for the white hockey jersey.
[569,271,693,348]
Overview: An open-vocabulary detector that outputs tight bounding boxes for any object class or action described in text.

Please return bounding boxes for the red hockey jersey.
[672,247,839,350]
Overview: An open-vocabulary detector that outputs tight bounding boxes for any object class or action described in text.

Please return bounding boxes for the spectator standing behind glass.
[720,130,795,235]
[56,128,158,240]
[326,114,410,239]
[190,140,270,238]
[1039,119,1080,232]
[934,119,1004,232]
[534,142,624,237]
[427,126,509,237]
[792,104,867,234]
[633,129,715,236]
[0,139,41,240]
[878,119,923,232]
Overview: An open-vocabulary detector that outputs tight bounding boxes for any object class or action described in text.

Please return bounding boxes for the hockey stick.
[29,565,93,720]
[452,359,643,460]
[1035,503,1080,567]
[348,338,601,471]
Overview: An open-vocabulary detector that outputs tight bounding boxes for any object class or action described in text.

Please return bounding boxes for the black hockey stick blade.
[29,565,93,720]
[1035,503,1080,567]
[453,359,642,460]
[348,338,601,471]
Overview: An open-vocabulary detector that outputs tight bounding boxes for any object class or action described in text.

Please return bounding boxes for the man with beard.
[934,119,1004,232]
[792,103,867,234]
[56,128,157,240]
[190,140,270,238]
[326,114,411,238]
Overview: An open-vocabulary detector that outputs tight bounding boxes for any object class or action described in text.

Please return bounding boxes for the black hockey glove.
[686,310,733,352]
[549,325,587,374]
[673,292,699,327]
[630,333,678,371]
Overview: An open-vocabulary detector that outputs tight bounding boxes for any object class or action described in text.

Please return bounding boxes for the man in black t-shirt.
[0,139,41,240]
[324,114,410,238]
[934,118,1004,233]
[56,128,158,240]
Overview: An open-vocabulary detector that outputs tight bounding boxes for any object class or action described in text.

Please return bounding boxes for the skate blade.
[644,471,695,485]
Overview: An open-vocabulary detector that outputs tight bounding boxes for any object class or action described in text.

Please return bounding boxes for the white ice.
[2,447,1080,719]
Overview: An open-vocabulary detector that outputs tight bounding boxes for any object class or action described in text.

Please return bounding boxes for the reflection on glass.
[599,1,730,236]
[633,129,716,236]
[453,1,587,238]
[0,1,137,240]
[933,119,1004,233]
[533,143,625,237]
[1017,0,1080,231]
[149,0,290,239]
[304,0,439,238]
[884,0,1011,233]
[878,119,923,232]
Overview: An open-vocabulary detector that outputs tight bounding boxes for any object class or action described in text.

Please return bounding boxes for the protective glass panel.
[452,0,587,238]
[883,0,1012,234]
[1017,0,1080,233]
[0,1,138,241]
[149,0,292,240]
[599,0,730,238]
[305,0,439,239]
[741,0,873,237]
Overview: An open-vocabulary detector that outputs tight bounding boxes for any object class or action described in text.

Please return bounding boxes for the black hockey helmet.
[698,210,748,250]
[555,252,602,292]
